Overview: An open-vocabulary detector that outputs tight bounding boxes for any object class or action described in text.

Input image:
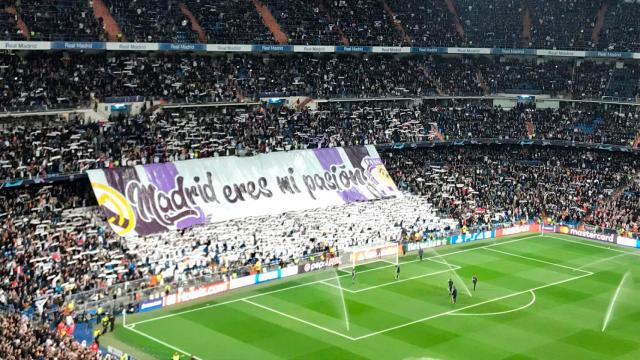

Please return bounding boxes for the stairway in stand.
[444,0,465,40]
[252,0,288,44]
[592,4,608,45]
[179,2,207,43]
[92,0,124,41]
[382,0,411,45]
[526,121,535,138]
[4,6,30,40]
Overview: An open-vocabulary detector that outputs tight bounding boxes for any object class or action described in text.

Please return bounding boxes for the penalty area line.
[242,299,357,341]
[352,272,592,341]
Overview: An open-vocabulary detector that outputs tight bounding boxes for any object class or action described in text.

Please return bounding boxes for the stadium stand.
[599,0,640,52]
[1,1,640,357]
[17,0,105,41]
[385,0,460,47]
[0,7,21,40]
[0,313,97,359]
[262,0,344,45]
[2,53,639,113]
[384,145,639,228]
[0,0,639,51]
[1,101,638,182]
[455,0,525,48]
[525,0,602,50]
[320,0,401,45]
[182,0,274,44]
[588,178,640,232]
[105,0,197,43]
[124,195,451,279]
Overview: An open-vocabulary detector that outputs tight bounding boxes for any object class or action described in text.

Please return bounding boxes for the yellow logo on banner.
[370,164,398,191]
[91,182,136,236]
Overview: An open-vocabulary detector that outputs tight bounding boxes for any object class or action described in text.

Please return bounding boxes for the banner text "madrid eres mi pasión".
[87,146,402,237]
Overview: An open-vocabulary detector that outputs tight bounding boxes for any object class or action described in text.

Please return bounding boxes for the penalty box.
[242,243,592,340]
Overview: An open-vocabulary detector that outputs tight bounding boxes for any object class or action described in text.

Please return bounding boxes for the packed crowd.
[599,0,640,52]
[1,53,639,112]
[263,0,343,45]
[124,195,451,280]
[431,103,640,145]
[0,313,100,359]
[525,0,600,50]
[183,0,272,44]
[1,142,638,354]
[0,183,143,315]
[320,0,401,46]
[587,178,640,233]
[18,0,106,42]
[2,0,640,51]
[1,143,637,318]
[0,6,21,40]
[0,180,449,312]
[383,145,640,231]
[106,0,197,43]
[386,0,458,47]
[456,0,525,48]
[2,102,639,182]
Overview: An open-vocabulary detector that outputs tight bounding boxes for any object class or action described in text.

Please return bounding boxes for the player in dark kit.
[351,268,356,283]
[418,247,424,262]
[451,286,458,304]
[395,264,400,279]
[472,275,478,291]
[448,278,453,294]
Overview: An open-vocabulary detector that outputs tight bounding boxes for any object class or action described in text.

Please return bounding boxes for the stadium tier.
[0,53,639,112]
[0,0,638,51]
[0,1,639,360]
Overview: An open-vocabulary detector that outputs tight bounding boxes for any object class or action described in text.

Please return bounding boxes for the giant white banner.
[88,146,401,237]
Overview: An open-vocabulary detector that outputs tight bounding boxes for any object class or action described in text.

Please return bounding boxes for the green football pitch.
[103,233,640,360]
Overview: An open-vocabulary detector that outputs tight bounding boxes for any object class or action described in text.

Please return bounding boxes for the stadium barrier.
[555,224,640,248]
[1,41,639,60]
[404,238,448,252]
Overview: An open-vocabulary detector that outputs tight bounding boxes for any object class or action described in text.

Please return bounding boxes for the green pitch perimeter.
[103,233,640,359]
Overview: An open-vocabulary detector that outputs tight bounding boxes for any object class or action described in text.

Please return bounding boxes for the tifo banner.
[87,146,401,237]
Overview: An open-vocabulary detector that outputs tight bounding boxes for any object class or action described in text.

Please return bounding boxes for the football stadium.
[0,1,639,359]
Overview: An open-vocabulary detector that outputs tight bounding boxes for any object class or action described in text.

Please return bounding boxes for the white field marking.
[319,266,461,293]
[423,257,459,267]
[577,251,634,270]
[483,247,593,275]
[124,324,204,360]
[352,272,593,341]
[130,234,539,326]
[602,271,630,332]
[319,280,357,293]
[448,290,536,316]
[381,259,398,265]
[547,235,640,257]
[242,299,357,340]
[351,267,460,293]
